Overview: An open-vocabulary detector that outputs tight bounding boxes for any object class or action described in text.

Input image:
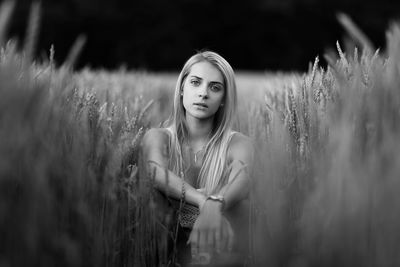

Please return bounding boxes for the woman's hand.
[188,199,234,256]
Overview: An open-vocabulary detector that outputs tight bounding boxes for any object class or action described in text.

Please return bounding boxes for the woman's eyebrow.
[189,75,202,80]
[210,81,224,86]
[189,75,223,85]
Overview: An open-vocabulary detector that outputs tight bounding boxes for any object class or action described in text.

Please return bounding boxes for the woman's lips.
[193,103,208,108]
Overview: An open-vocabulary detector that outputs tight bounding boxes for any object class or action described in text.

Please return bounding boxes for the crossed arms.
[141,128,254,254]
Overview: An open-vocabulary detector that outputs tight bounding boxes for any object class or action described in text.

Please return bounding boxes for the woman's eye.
[210,84,222,91]
[190,80,200,86]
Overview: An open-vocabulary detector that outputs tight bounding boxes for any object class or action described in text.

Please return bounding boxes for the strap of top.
[228,130,238,143]
[164,127,174,149]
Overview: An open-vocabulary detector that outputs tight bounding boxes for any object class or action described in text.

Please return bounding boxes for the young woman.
[141,51,254,265]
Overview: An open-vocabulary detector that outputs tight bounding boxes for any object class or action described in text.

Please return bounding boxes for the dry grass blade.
[24,2,41,63]
[336,41,348,67]
[0,0,15,46]
[63,34,87,69]
[138,99,154,122]
[353,46,358,62]
[337,12,375,54]
[323,52,337,69]
[309,56,319,87]
[49,44,55,70]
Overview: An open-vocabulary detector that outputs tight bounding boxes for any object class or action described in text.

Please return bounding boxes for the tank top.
[164,127,237,228]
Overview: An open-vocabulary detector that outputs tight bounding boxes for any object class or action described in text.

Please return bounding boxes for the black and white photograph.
[1,0,400,266]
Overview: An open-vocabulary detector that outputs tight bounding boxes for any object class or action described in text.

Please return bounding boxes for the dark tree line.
[6,0,400,71]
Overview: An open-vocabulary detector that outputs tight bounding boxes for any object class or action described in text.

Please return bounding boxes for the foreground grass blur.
[1,2,400,266]
[250,25,400,267]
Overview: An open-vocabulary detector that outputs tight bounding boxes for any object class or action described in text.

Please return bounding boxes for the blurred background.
[6,0,400,71]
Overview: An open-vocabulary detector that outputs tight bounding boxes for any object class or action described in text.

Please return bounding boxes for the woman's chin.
[187,111,215,121]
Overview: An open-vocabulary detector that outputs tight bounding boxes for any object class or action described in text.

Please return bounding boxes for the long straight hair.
[167,51,237,195]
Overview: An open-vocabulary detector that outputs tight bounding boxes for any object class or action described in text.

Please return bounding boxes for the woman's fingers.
[215,228,222,253]
[199,230,208,253]
[226,220,234,252]
[188,228,199,256]
[191,228,222,254]
[219,217,234,252]
[207,229,214,251]
[189,204,234,255]
[220,220,229,251]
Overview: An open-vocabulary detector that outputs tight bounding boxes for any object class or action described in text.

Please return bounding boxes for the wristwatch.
[206,195,225,211]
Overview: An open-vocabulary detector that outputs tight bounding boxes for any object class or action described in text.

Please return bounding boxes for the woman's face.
[182,61,225,121]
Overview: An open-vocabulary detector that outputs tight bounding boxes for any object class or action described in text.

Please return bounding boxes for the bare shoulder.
[227,132,254,164]
[141,128,171,151]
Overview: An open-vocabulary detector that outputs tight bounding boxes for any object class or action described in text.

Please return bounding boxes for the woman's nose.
[198,85,208,98]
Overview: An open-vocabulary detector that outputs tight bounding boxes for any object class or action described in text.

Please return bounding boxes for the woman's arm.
[141,128,207,209]
[189,133,254,254]
[216,133,254,210]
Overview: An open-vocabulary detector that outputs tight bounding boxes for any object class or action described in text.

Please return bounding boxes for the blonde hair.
[167,51,237,195]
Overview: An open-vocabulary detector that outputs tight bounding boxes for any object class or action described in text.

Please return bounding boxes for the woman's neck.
[185,115,214,143]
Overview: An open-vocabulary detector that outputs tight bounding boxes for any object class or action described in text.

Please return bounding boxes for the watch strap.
[206,195,225,211]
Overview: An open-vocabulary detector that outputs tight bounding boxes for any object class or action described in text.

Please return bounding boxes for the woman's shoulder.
[141,127,172,149]
[229,131,252,146]
[227,131,254,163]
[144,127,172,137]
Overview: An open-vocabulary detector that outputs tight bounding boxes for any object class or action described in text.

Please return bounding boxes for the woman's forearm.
[218,176,249,211]
[217,162,250,211]
[148,162,206,209]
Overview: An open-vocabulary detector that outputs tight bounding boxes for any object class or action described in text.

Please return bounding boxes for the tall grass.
[297,24,400,267]
[249,22,400,267]
[0,42,145,266]
[1,1,400,266]
[0,2,156,266]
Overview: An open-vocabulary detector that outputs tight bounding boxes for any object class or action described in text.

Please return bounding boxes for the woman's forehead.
[189,61,223,84]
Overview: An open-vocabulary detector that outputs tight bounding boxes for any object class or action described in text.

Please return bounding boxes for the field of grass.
[1,2,400,267]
